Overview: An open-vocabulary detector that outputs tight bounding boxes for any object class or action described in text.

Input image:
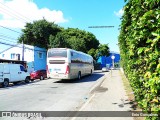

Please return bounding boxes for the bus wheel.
[2,79,9,87]
[90,69,92,75]
[78,72,81,80]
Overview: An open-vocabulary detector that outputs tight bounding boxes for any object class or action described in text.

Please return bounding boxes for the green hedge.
[118,0,160,119]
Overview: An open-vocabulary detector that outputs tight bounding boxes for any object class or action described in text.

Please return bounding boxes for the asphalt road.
[0,71,107,119]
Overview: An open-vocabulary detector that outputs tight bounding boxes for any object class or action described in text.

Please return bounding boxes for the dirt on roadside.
[120,70,144,120]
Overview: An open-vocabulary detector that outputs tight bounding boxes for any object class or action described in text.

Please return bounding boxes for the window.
[48,50,67,58]
[20,65,25,71]
[38,52,43,59]
[11,53,15,59]
[16,54,20,60]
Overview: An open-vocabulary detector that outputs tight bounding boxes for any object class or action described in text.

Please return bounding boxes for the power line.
[0,0,45,56]
[0,37,17,44]
[0,33,18,41]
[0,40,17,46]
[0,1,32,23]
[0,25,22,34]
[0,41,46,52]
[0,9,27,23]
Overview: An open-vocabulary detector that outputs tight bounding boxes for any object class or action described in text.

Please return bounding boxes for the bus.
[47,48,94,80]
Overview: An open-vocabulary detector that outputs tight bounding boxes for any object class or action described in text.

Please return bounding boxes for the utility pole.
[22,40,24,61]
[111,55,115,68]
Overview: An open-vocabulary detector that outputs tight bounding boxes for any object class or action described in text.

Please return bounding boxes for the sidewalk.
[72,70,134,120]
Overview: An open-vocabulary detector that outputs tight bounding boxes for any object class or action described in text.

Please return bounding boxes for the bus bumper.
[47,73,71,80]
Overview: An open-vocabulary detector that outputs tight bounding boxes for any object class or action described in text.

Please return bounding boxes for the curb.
[89,71,109,93]
[69,71,109,120]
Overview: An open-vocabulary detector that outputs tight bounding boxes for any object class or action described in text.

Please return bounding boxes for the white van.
[0,63,30,87]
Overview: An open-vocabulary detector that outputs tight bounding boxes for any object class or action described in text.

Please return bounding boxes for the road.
[0,71,107,119]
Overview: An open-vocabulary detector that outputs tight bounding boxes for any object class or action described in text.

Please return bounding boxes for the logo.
[2,112,12,117]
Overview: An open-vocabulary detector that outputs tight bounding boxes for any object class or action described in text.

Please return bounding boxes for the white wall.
[0,44,34,73]
[0,44,47,73]
[0,44,34,61]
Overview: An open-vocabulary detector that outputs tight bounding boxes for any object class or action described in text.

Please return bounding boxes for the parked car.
[0,63,30,87]
[102,67,109,72]
[30,70,47,80]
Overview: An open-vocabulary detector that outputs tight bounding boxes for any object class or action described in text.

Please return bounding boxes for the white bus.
[47,48,94,80]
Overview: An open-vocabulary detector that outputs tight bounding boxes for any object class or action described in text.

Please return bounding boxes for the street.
[0,70,136,120]
[0,71,106,112]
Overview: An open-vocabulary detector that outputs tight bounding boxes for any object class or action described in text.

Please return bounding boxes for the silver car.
[102,67,109,72]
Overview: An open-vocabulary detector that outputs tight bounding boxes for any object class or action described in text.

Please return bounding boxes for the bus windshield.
[48,49,67,58]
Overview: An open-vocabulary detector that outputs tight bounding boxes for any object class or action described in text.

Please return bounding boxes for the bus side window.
[71,52,73,56]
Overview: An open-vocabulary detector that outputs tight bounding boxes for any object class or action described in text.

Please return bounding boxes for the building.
[0,44,47,73]
[97,51,120,69]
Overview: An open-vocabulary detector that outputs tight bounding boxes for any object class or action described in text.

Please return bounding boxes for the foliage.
[119,0,160,119]
[98,44,110,57]
[88,44,110,61]
[19,20,109,61]
[49,32,68,48]
[88,48,99,61]
[19,21,100,53]
[18,19,61,49]
[57,28,100,53]
[50,28,108,60]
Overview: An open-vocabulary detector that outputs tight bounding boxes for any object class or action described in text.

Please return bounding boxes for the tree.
[49,32,68,48]
[98,44,110,57]
[18,20,102,57]
[58,28,100,53]
[88,48,99,61]
[18,19,61,49]
[88,44,110,62]
[69,38,86,52]
[84,32,100,51]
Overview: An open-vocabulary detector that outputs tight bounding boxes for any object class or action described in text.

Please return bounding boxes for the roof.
[110,51,120,54]
[0,44,47,54]
[0,44,20,54]
[0,58,26,64]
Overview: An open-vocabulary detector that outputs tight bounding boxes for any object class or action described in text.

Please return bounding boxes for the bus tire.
[90,69,92,75]
[2,79,9,87]
[78,72,81,80]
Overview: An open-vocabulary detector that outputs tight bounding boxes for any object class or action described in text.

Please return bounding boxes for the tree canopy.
[88,44,110,61]
[18,19,61,49]
[55,28,100,53]
[18,19,110,61]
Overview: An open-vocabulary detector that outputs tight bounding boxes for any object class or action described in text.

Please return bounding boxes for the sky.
[0,0,126,53]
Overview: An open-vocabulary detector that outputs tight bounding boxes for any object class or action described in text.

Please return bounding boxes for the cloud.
[114,9,124,17]
[0,0,68,28]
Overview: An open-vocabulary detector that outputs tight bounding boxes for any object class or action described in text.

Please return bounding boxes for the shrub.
[119,0,160,119]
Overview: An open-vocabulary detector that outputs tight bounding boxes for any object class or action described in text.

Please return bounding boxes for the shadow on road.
[0,79,45,89]
[54,73,105,83]
[94,71,110,73]
[112,99,138,110]
[0,72,106,88]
